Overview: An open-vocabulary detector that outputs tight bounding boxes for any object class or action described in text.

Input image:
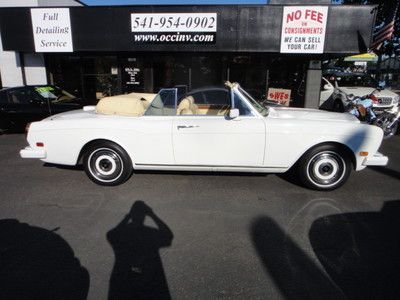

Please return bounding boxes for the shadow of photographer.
[107,201,174,300]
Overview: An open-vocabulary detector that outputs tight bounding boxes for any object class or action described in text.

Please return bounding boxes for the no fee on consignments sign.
[280,6,328,54]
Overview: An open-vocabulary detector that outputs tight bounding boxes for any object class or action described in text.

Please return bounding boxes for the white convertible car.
[20,82,388,190]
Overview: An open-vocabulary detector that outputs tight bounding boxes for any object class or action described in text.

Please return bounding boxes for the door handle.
[177,125,199,130]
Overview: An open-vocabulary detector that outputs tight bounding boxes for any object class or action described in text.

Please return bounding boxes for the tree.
[343,0,400,56]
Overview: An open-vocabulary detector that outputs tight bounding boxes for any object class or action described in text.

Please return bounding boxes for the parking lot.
[1,133,399,299]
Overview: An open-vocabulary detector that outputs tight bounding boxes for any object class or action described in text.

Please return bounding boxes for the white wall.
[24,53,48,85]
[0,35,24,87]
[0,0,38,6]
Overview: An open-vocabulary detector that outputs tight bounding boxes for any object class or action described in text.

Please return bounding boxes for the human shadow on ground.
[107,201,173,300]
[251,216,345,300]
[251,200,400,300]
[0,219,89,300]
[310,200,400,299]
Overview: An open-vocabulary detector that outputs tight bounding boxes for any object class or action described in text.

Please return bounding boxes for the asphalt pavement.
[0,134,399,299]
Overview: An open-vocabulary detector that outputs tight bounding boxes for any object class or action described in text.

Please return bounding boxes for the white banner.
[280,6,328,54]
[131,13,217,32]
[31,8,73,52]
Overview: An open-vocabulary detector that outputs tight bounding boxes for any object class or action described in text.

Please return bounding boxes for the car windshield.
[238,87,269,117]
[334,75,378,88]
[34,86,77,103]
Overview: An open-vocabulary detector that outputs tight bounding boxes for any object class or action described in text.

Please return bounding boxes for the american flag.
[370,2,398,52]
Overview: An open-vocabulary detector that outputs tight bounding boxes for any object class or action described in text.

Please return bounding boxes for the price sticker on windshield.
[131,13,217,32]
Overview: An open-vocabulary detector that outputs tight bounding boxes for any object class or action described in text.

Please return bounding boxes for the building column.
[0,31,24,87]
[304,60,322,109]
[23,53,48,85]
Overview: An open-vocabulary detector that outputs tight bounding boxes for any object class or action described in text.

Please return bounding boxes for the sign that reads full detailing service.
[30,8,73,52]
[280,6,328,54]
[131,13,217,44]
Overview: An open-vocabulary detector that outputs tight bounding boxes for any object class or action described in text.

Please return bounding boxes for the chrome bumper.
[362,152,388,166]
[20,146,46,159]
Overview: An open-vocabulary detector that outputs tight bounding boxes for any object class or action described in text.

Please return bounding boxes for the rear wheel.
[297,145,351,191]
[83,141,132,186]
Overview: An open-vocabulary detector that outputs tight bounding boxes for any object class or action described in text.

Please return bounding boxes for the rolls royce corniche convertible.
[20,82,388,190]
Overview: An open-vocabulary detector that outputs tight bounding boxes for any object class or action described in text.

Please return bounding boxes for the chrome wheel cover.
[88,148,124,183]
[306,151,346,188]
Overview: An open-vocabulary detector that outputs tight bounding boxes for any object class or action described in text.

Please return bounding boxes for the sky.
[81,0,269,5]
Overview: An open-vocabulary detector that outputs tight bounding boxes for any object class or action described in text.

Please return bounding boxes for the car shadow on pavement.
[0,219,89,300]
[251,200,400,300]
[43,162,84,171]
[133,169,267,178]
[369,166,400,180]
[107,201,173,300]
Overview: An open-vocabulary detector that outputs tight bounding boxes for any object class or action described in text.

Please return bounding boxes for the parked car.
[0,85,83,133]
[319,72,399,114]
[20,82,387,190]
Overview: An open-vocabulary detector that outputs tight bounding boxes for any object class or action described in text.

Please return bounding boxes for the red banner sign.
[267,88,291,106]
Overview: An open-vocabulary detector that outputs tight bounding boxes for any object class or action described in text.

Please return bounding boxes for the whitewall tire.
[297,145,351,191]
[83,141,132,186]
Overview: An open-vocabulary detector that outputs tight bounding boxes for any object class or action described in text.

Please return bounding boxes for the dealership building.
[0,0,376,107]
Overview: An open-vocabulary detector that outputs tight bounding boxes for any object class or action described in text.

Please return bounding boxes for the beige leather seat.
[177,96,199,115]
[96,92,156,116]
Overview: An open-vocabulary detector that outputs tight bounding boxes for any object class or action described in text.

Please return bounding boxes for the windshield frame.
[236,86,269,117]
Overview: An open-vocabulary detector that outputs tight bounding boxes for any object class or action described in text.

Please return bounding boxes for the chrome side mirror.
[229,108,239,119]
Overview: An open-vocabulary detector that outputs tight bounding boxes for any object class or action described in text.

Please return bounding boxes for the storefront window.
[46,53,306,107]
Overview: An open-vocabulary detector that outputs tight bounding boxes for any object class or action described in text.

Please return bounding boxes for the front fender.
[264,121,383,171]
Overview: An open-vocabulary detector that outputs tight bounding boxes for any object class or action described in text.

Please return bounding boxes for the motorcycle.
[344,91,399,138]
[373,107,400,138]
[344,92,378,124]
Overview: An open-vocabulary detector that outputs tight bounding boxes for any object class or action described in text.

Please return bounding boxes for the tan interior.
[176,96,199,115]
[197,104,230,116]
[95,92,156,116]
[96,92,230,117]
[176,97,229,116]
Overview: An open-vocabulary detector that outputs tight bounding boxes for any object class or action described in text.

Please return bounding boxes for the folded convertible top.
[95,92,156,116]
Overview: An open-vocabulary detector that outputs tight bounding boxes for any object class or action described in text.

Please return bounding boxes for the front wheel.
[83,142,133,186]
[297,145,351,191]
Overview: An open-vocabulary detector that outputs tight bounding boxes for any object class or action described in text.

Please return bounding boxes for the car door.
[172,88,265,167]
[4,87,49,130]
[0,90,11,131]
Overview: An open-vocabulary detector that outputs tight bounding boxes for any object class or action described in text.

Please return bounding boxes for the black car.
[0,85,83,133]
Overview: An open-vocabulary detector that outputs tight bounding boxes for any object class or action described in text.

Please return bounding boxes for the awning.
[344,53,378,62]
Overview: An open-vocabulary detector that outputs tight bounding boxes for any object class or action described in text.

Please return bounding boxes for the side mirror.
[229,108,239,119]
[323,84,333,90]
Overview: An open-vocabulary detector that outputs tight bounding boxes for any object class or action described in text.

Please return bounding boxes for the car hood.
[337,86,397,97]
[269,107,359,123]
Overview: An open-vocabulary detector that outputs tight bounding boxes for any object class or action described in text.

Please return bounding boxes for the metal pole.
[19,52,26,86]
